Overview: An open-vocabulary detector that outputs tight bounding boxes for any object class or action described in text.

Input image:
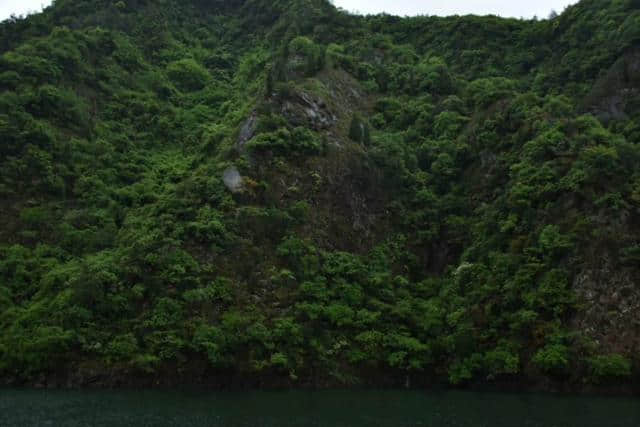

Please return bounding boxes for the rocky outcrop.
[223,166,244,193]
[281,90,337,130]
[237,112,258,150]
[585,48,640,120]
[573,252,640,356]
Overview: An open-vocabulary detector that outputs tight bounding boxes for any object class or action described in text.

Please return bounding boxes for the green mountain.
[1,0,639,389]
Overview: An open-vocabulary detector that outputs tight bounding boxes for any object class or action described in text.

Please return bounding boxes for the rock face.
[223,167,244,193]
[237,112,258,150]
[281,90,337,130]
[586,48,640,120]
[573,251,640,356]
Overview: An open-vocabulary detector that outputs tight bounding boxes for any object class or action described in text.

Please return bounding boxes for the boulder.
[223,167,244,193]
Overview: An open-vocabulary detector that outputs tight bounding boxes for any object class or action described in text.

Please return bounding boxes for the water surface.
[1,389,638,426]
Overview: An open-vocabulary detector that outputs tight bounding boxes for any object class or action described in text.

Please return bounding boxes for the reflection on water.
[0,389,639,427]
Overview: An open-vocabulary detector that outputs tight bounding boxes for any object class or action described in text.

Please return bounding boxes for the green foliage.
[466,77,517,109]
[105,333,139,364]
[533,344,570,374]
[247,126,323,155]
[448,354,483,385]
[588,354,632,383]
[166,59,210,91]
[287,36,325,76]
[0,0,638,390]
[415,56,453,95]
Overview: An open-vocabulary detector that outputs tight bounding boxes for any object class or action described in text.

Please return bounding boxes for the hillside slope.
[1,0,639,390]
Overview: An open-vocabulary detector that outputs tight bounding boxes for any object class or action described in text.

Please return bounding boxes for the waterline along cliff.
[1,0,639,390]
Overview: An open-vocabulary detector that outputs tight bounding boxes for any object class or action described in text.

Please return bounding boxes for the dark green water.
[0,389,638,427]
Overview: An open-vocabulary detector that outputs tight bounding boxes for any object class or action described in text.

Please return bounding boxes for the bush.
[433,111,468,139]
[415,56,453,95]
[448,353,484,384]
[287,36,325,76]
[466,77,517,109]
[326,43,355,70]
[247,127,322,155]
[588,354,632,382]
[166,59,210,91]
[532,344,569,374]
[484,346,520,378]
[105,333,139,363]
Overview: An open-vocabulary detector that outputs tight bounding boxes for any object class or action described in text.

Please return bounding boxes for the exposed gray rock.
[573,251,640,354]
[223,167,244,193]
[237,112,257,150]
[281,90,337,130]
[586,48,640,121]
[285,54,307,80]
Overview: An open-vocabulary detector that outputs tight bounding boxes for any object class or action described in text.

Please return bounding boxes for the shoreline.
[3,371,638,396]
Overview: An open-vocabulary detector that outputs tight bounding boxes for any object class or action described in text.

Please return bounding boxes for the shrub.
[105,333,139,363]
[287,36,325,76]
[166,59,210,91]
[532,344,570,374]
[247,127,322,155]
[466,77,517,109]
[484,346,520,378]
[415,56,453,95]
[588,354,632,382]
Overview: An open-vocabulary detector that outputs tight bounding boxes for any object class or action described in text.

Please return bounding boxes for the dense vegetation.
[1,0,639,389]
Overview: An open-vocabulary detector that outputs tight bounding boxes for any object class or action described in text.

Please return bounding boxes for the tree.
[166,59,210,91]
